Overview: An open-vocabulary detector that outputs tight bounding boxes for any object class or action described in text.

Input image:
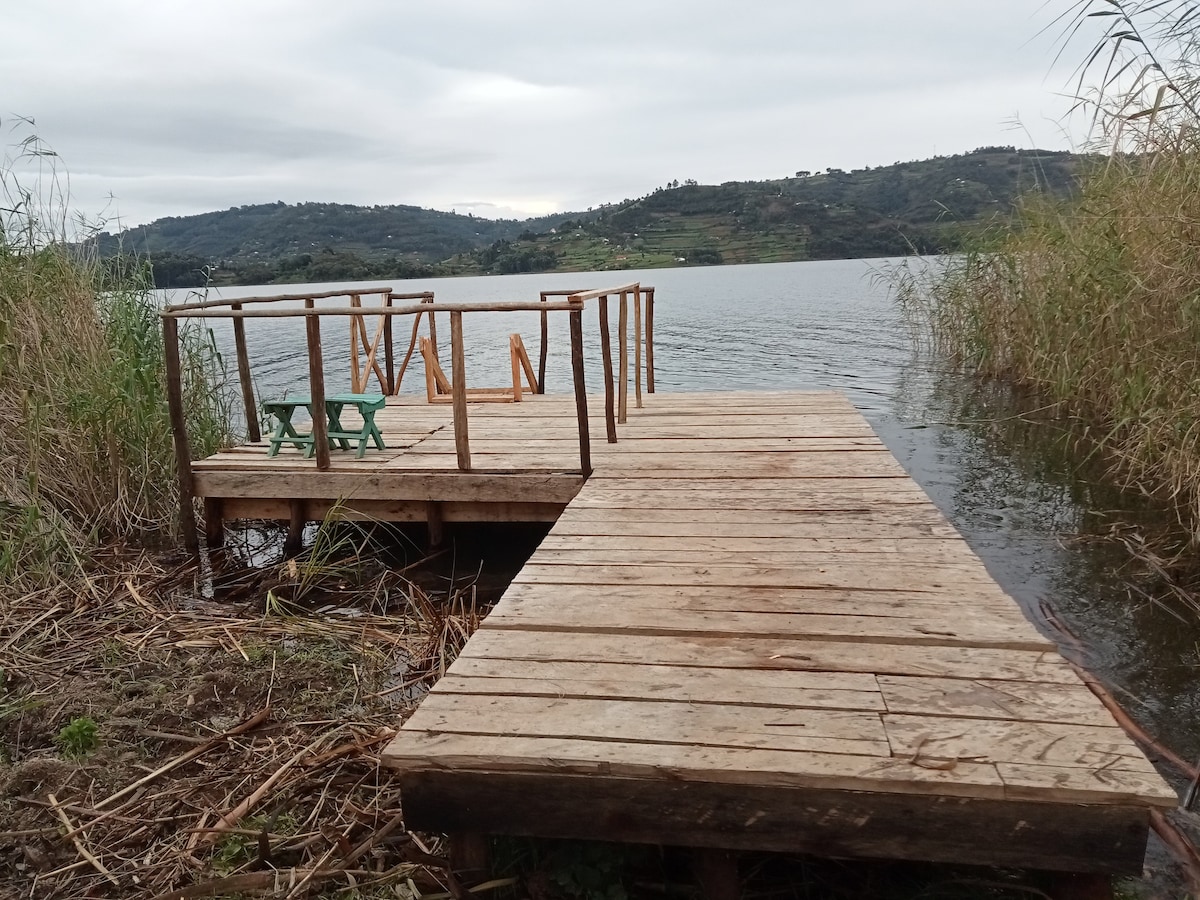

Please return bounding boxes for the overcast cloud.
[3,1,1097,227]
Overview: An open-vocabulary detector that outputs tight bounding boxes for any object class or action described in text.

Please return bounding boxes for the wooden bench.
[262,394,387,459]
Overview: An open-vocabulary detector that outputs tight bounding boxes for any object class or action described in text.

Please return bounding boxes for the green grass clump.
[902,2,1200,549]
[0,130,235,590]
[54,716,99,758]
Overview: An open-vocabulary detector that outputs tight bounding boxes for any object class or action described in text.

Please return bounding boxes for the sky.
[3,1,1100,229]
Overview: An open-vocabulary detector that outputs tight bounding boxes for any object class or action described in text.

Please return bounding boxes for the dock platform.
[167,278,1177,886]
[366,391,1178,880]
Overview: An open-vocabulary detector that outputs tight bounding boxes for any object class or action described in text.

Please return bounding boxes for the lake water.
[181,258,1200,775]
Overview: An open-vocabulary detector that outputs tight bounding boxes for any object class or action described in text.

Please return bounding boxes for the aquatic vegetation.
[902,1,1200,549]
[0,127,236,590]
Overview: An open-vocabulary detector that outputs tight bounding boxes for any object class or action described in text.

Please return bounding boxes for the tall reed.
[0,132,235,590]
[903,2,1200,545]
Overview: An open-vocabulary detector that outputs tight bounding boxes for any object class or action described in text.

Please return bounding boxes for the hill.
[96,147,1087,286]
[449,147,1086,275]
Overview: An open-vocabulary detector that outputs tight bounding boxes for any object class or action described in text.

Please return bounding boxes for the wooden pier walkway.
[166,283,1177,889]
[379,390,1177,881]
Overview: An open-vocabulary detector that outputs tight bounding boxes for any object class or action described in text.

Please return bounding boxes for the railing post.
[618,290,629,424]
[538,290,549,394]
[384,293,395,394]
[646,287,656,393]
[633,285,643,410]
[162,314,199,553]
[450,310,471,471]
[569,306,592,477]
[349,293,362,393]
[427,293,440,359]
[231,302,260,442]
[305,300,331,470]
[598,295,617,444]
[510,334,523,402]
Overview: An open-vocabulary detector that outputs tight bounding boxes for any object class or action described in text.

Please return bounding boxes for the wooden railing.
[161,283,656,550]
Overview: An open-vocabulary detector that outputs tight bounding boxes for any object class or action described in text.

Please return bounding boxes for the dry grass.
[0,534,484,900]
[0,131,235,592]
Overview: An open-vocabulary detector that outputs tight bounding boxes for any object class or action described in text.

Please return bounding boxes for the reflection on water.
[182,257,1199,764]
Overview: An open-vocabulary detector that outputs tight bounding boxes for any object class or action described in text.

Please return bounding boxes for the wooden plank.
[436,657,885,709]
[522,545,988,567]
[403,437,886,453]
[996,763,1177,806]
[881,714,1163,774]
[218,497,566,523]
[878,676,1117,727]
[536,535,966,552]
[483,606,1050,652]
[459,629,1079,683]
[397,771,1151,874]
[385,732,1003,797]
[551,508,954,529]
[511,563,1003,590]
[403,693,891,755]
[545,521,962,539]
[193,471,583,503]
[495,582,1032,619]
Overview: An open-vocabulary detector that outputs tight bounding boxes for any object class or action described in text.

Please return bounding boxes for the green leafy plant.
[54,716,99,758]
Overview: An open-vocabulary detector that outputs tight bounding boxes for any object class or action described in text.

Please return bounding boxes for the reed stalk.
[902,2,1200,548]
[0,130,235,591]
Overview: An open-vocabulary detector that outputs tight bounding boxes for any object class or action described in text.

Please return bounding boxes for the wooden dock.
[167,284,1177,890]
[373,390,1177,883]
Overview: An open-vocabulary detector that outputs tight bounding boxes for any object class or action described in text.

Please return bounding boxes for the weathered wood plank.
[432,659,886,710]
[459,629,1079,683]
[881,714,1162,773]
[511,562,1002,590]
[397,771,1151,874]
[496,582,1034,619]
[483,606,1051,651]
[385,732,1003,797]
[193,471,583,503]
[219,497,566,523]
[404,693,891,755]
[878,676,1116,726]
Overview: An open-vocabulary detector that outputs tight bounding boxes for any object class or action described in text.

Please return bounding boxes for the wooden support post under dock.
[162,316,199,554]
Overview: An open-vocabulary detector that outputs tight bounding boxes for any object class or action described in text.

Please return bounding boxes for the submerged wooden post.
[162,315,199,554]
[230,303,260,443]
[634,286,643,409]
[646,287,656,393]
[569,306,592,477]
[384,294,395,394]
[305,301,331,470]
[598,295,617,443]
[204,498,224,550]
[538,290,549,394]
[618,291,629,424]
[450,310,471,471]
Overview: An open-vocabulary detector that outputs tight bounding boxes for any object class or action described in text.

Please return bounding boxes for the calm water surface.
[186,258,1200,769]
